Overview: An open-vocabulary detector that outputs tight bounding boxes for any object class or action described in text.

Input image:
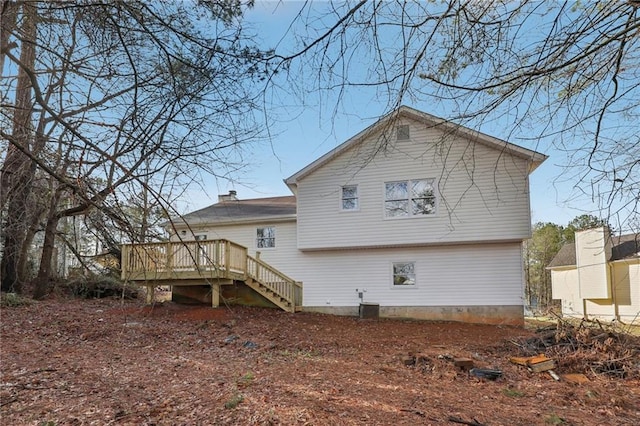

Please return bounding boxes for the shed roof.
[169,196,296,227]
[548,233,640,268]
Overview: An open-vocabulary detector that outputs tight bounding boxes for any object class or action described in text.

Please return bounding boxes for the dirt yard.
[1,297,639,425]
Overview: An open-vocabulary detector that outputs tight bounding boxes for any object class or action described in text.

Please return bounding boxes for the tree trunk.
[0,1,37,293]
[0,1,18,75]
[33,205,60,300]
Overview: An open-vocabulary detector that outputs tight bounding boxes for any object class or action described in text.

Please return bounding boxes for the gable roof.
[170,196,296,227]
[285,105,548,190]
[548,233,640,268]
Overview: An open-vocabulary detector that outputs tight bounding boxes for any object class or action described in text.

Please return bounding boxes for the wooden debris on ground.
[510,354,556,372]
[453,357,474,371]
[561,373,590,384]
[511,317,640,379]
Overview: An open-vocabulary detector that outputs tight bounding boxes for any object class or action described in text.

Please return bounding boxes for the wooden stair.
[245,254,302,313]
[245,278,292,312]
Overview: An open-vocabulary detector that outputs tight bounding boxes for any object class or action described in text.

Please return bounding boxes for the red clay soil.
[2,298,639,425]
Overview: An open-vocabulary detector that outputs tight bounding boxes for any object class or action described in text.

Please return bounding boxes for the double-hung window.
[393,262,416,286]
[341,185,359,211]
[384,179,436,218]
[256,227,275,248]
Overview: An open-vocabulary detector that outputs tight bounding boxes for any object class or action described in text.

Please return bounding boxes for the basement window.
[257,227,275,248]
[392,262,416,286]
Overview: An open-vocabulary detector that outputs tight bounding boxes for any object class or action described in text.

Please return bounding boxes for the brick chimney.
[218,190,238,202]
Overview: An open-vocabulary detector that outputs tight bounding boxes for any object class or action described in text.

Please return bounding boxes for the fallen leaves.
[1,298,639,425]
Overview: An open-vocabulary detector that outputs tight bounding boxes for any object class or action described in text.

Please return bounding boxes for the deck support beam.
[211,283,220,308]
[145,285,154,304]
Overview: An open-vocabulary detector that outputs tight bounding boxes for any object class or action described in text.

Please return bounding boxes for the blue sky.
[180,1,607,228]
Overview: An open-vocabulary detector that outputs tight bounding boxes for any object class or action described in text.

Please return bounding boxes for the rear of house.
[549,228,640,324]
[165,106,547,325]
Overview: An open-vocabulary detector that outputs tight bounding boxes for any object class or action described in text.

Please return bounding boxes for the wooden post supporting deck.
[211,283,220,308]
[145,285,153,304]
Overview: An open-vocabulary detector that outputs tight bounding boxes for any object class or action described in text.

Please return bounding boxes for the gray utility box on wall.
[359,303,380,319]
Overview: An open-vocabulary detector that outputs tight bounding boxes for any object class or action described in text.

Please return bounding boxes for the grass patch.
[237,372,255,388]
[279,348,322,359]
[224,394,244,409]
[545,414,566,424]
[502,387,525,398]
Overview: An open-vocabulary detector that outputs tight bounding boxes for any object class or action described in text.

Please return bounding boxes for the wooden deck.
[121,239,302,312]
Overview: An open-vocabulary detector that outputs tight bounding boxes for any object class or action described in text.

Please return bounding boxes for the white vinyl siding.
[551,269,583,317]
[296,117,532,250]
[171,224,524,309]
[170,221,298,276]
[554,261,640,324]
[613,262,640,323]
[301,242,524,307]
[576,228,611,299]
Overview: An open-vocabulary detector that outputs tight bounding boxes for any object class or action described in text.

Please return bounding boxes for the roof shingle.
[171,196,296,227]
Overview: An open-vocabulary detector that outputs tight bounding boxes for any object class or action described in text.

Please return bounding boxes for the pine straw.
[515,318,640,379]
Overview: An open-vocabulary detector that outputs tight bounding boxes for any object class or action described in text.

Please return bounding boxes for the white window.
[195,234,207,241]
[396,124,410,140]
[384,179,436,218]
[393,262,416,286]
[341,185,359,211]
[256,227,275,248]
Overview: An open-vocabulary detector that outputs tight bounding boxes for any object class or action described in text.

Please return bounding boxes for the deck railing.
[121,239,249,278]
[121,239,301,309]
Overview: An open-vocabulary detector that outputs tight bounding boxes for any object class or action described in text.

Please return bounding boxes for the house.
[125,106,547,324]
[549,227,640,324]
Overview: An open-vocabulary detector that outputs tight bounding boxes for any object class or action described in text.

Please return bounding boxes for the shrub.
[0,292,32,307]
[63,275,137,299]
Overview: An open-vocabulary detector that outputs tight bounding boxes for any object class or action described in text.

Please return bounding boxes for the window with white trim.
[384,179,436,218]
[341,185,359,211]
[256,227,275,248]
[393,262,416,286]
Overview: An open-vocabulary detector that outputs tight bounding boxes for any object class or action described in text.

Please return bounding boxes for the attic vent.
[396,125,410,140]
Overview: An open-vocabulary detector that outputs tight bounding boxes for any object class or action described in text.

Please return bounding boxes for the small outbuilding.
[549,227,640,324]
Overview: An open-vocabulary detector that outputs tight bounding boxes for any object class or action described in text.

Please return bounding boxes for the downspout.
[609,262,620,322]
